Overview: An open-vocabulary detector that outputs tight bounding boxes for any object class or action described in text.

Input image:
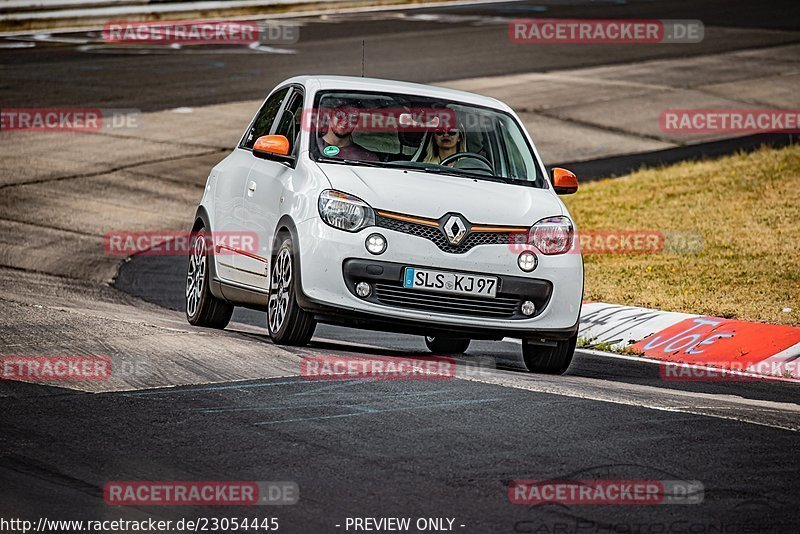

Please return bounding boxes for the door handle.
[247,181,257,196]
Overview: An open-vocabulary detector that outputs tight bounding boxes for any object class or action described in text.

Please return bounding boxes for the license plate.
[403,267,498,298]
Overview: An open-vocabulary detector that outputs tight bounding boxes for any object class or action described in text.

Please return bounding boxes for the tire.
[424,336,471,354]
[521,334,577,374]
[185,228,234,328]
[267,235,316,346]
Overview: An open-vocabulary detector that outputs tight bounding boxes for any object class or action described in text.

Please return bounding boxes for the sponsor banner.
[508,480,704,505]
[631,317,800,370]
[103,231,259,257]
[301,355,457,380]
[0,108,140,132]
[578,303,800,379]
[0,356,111,381]
[104,481,298,506]
[509,19,703,44]
[661,109,800,134]
[102,20,299,45]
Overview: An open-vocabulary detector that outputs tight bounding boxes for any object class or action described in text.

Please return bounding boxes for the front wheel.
[267,236,316,346]
[521,334,576,374]
[424,336,470,354]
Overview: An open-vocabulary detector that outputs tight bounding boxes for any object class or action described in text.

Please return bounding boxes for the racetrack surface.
[1,0,799,111]
[2,0,800,532]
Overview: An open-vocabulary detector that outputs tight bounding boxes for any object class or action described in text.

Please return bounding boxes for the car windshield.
[309,90,545,187]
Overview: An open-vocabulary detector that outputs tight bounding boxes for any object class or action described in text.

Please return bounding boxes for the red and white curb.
[579,303,800,380]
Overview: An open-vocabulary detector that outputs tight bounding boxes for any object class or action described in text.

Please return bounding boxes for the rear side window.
[274,89,304,154]
[242,87,289,149]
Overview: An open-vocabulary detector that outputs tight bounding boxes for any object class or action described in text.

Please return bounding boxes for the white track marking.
[458,363,800,432]
[74,43,294,54]
[0,41,34,48]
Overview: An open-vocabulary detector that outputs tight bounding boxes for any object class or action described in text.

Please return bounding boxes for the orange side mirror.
[253,134,290,157]
[551,167,578,195]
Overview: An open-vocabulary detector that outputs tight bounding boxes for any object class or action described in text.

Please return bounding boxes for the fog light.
[521,300,536,316]
[518,251,538,272]
[355,282,372,298]
[365,233,387,255]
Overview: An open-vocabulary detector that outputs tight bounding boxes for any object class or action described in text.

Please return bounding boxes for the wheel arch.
[273,215,313,309]
[192,205,212,232]
[192,205,227,301]
[273,215,299,251]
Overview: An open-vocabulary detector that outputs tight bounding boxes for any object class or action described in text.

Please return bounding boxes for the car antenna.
[361,40,365,77]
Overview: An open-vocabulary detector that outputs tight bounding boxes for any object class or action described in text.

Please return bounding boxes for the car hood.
[316,163,563,226]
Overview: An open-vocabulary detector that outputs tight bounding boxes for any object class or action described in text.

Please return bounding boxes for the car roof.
[278,75,510,112]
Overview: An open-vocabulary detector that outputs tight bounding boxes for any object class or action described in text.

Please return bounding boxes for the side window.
[242,87,289,149]
[274,89,304,154]
[498,120,536,181]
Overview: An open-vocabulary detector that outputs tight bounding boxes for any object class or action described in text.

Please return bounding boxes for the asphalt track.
[1,0,799,110]
[2,1,800,532]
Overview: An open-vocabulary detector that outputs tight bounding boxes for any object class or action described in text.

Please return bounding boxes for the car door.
[239,86,304,291]
[211,148,254,284]
[214,86,290,286]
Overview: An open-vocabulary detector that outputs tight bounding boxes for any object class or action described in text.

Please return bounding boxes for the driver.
[421,122,467,166]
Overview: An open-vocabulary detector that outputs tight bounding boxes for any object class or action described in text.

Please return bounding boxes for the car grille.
[375,214,517,254]
[373,283,521,318]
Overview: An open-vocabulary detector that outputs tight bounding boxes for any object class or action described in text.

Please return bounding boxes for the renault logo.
[443,215,468,245]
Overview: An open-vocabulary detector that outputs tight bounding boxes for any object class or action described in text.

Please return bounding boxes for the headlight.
[529,216,574,255]
[318,190,376,232]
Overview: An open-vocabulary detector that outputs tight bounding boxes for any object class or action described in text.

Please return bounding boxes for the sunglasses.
[434,129,459,136]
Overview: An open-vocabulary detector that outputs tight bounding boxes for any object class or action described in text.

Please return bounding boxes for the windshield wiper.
[316,157,524,185]
[420,165,514,184]
[382,161,490,177]
[316,156,384,168]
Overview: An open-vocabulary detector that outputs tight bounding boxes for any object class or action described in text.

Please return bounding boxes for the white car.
[186,75,583,374]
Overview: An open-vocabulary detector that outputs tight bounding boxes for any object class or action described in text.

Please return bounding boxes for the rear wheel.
[267,236,316,346]
[185,228,233,328]
[521,334,577,374]
[424,336,471,354]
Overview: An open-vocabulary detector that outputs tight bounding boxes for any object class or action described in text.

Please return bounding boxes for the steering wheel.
[439,152,493,169]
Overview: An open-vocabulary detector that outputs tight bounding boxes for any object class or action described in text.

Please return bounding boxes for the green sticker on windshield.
[323,145,340,157]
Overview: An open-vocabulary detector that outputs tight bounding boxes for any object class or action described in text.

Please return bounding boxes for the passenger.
[317,101,379,161]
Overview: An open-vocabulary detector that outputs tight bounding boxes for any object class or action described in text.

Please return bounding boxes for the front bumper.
[342,259,553,321]
[294,217,583,338]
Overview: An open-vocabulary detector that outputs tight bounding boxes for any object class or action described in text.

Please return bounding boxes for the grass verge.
[562,144,799,326]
